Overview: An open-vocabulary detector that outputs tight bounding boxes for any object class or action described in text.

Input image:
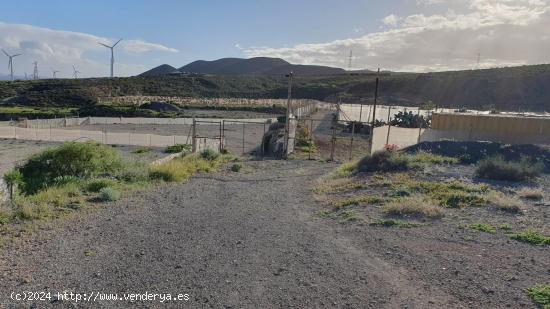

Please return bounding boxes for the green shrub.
[99,187,121,202]
[3,169,23,199]
[86,178,116,192]
[132,147,152,154]
[468,223,496,234]
[18,142,122,193]
[475,155,543,182]
[118,164,149,183]
[52,175,80,187]
[408,151,459,165]
[508,230,550,246]
[164,144,191,154]
[0,210,12,225]
[356,150,410,173]
[200,149,220,161]
[526,284,550,308]
[230,163,242,172]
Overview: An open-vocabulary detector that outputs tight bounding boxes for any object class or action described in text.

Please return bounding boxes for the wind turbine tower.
[99,38,122,78]
[32,61,39,80]
[51,68,59,79]
[348,49,353,69]
[72,65,81,79]
[2,49,22,81]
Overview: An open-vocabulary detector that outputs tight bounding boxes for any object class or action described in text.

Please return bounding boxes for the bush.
[200,149,220,161]
[517,187,544,200]
[3,169,23,199]
[508,230,550,246]
[149,154,219,182]
[488,192,524,213]
[86,178,117,192]
[0,210,12,225]
[357,150,410,173]
[26,182,83,209]
[99,187,121,202]
[526,284,550,308]
[468,223,496,234]
[18,142,122,193]
[118,165,150,183]
[164,144,191,154]
[230,163,242,172]
[475,155,543,182]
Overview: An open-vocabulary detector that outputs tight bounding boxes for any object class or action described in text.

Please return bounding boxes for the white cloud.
[0,21,178,78]
[243,0,550,72]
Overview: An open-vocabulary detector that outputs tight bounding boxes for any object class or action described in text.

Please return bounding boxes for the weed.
[408,151,459,165]
[149,153,226,182]
[230,163,242,172]
[99,187,120,202]
[475,155,543,182]
[333,162,356,178]
[357,150,410,173]
[382,194,443,218]
[369,219,420,228]
[333,195,386,209]
[132,147,152,154]
[200,149,220,161]
[313,178,366,194]
[468,223,496,234]
[27,183,83,209]
[339,210,360,222]
[463,235,474,241]
[0,210,12,225]
[86,178,117,192]
[164,144,190,154]
[317,209,335,218]
[508,230,550,246]
[517,187,544,200]
[526,284,550,308]
[498,223,512,230]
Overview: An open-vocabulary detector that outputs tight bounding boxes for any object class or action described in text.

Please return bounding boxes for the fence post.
[386,106,392,145]
[192,118,196,153]
[221,120,225,151]
[261,123,266,158]
[242,123,245,155]
[14,126,16,140]
[330,121,336,161]
[349,121,355,161]
[149,134,152,147]
[417,108,423,143]
[309,118,313,160]
[129,133,131,145]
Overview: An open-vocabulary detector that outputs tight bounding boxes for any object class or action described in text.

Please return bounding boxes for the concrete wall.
[430,113,550,145]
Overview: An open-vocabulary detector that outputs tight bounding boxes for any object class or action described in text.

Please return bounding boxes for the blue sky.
[0,0,549,77]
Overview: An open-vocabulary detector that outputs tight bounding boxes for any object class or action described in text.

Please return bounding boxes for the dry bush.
[382,194,443,218]
[517,187,544,200]
[488,192,524,213]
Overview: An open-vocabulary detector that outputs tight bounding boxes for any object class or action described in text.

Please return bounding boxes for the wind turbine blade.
[112,38,123,47]
[98,42,111,48]
[2,49,9,57]
[12,54,22,57]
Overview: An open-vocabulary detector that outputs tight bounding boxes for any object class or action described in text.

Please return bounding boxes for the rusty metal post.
[242,123,245,155]
[417,108,422,143]
[385,106,392,145]
[349,121,355,161]
[192,118,196,152]
[330,122,336,161]
[261,122,266,158]
[309,118,313,160]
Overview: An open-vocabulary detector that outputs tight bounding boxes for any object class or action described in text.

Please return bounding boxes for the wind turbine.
[72,65,81,79]
[51,68,59,79]
[2,49,22,81]
[99,38,122,78]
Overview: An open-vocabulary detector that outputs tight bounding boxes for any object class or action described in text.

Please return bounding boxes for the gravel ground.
[0,159,486,309]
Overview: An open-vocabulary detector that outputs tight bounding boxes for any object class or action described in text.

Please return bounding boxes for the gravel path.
[0,160,462,308]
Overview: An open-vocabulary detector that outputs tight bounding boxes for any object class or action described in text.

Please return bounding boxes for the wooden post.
[417,108,422,143]
[284,71,293,158]
[242,123,245,155]
[349,121,355,161]
[330,122,336,161]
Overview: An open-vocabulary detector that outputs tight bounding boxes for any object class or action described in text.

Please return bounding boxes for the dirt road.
[0,160,543,308]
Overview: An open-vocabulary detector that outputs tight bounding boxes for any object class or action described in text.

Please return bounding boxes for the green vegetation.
[408,151,459,165]
[488,192,524,213]
[526,284,550,309]
[199,148,220,161]
[313,178,367,194]
[508,230,550,246]
[332,195,386,209]
[356,150,410,173]
[164,144,191,154]
[131,147,152,154]
[332,162,356,178]
[468,223,496,234]
[475,155,543,182]
[18,142,122,194]
[369,219,420,228]
[3,170,23,200]
[498,223,512,230]
[339,210,360,222]
[99,187,121,202]
[1,141,233,228]
[316,209,336,218]
[230,163,243,172]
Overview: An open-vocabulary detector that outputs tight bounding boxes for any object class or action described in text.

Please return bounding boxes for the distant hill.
[4,63,550,114]
[153,57,347,76]
[139,64,180,76]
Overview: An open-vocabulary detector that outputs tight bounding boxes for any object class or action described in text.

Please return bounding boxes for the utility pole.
[367,68,380,154]
[33,61,39,80]
[284,71,293,158]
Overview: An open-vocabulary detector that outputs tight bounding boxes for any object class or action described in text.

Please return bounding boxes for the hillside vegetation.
[1,64,550,119]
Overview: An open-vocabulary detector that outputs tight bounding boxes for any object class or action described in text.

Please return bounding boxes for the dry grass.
[488,192,525,213]
[313,178,366,194]
[517,187,544,200]
[332,195,386,209]
[382,194,444,218]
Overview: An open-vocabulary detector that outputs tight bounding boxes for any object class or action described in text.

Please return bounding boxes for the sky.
[0,0,549,78]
